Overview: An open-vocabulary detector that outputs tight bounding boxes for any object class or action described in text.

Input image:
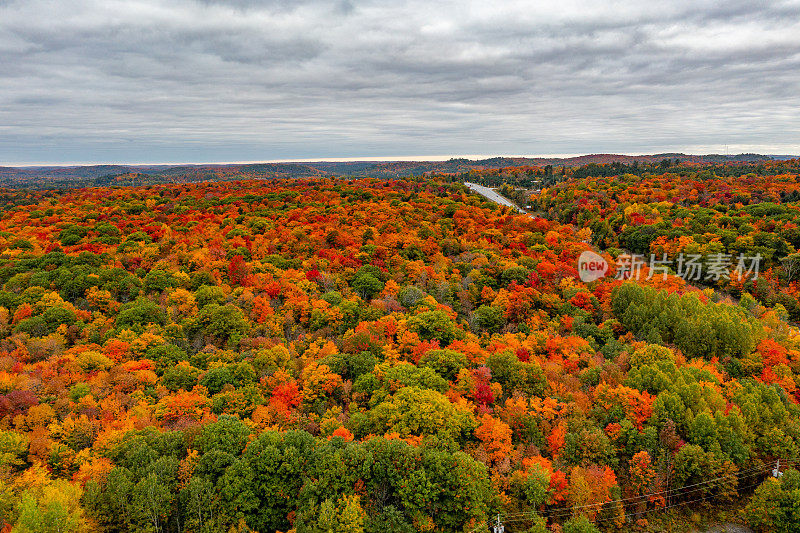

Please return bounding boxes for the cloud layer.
[1,0,799,163]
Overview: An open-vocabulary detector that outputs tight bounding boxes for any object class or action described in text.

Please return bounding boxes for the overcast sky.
[1,0,800,164]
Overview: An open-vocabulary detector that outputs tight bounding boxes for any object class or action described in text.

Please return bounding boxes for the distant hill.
[0,153,796,188]
[0,164,169,180]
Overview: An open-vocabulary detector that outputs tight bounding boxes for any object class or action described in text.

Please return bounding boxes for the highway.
[464,182,527,214]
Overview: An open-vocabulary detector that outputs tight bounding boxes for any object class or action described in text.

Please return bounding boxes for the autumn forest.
[1,161,800,533]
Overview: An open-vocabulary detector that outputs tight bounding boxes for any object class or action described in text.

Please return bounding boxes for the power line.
[502,461,777,521]
[534,464,773,520]
[570,476,771,530]
[502,477,767,529]
[470,458,795,532]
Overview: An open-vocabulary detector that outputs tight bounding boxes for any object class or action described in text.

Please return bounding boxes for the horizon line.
[2,151,797,168]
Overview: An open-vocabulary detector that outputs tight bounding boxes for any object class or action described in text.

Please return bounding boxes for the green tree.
[362,387,476,445]
[673,444,723,499]
[131,473,173,533]
[562,515,601,533]
[398,286,425,308]
[14,480,87,533]
[298,494,366,533]
[420,349,467,381]
[406,310,459,345]
[629,344,673,367]
[351,273,384,301]
[116,297,166,330]
[218,431,316,532]
[194,415,252,456]
[196,304,249,345]
[475,305,505,333]
[365,505,413,533]
[486,352,547,398]
[501,266,530,286]
[562,426,615,467]
[147,344,188,372]
[195,285,226,307]
[510,462,551,509]
[382,363,448,393]
[143,269,174,293]
[83,468,134,530]
[745,469,800,532]
[180,476,221,533]
[0,430,29,470]
[200,365,236,395]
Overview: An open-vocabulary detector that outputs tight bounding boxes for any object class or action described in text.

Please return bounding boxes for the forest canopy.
[0,172,796,532]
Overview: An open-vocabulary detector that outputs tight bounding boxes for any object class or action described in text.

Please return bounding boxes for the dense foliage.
[534,169,800,321]
[0,175,796,532]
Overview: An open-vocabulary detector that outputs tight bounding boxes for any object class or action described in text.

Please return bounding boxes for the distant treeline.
[1,154,796,189]
[463,158,800,188]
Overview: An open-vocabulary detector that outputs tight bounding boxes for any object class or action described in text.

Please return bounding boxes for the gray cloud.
[1,0,799,164]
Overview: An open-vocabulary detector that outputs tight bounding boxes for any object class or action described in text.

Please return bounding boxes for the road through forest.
[465,182,527,214]
[464,182,758,533]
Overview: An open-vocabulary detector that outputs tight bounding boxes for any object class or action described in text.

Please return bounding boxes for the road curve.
[465,182,527,214]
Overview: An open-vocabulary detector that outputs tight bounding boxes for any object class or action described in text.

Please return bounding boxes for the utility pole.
[492,514,505,533]
[773,459,783,478]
